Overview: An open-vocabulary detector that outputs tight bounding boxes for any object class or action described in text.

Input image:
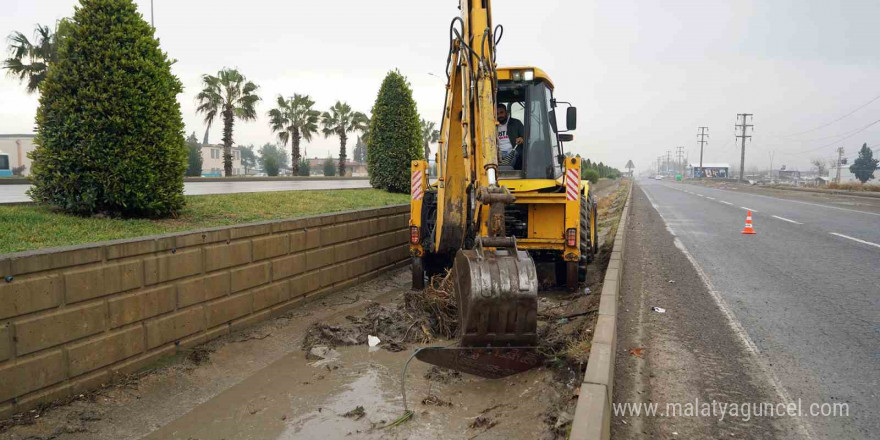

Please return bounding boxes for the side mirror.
[566,107,577,130]
[558,133,574,142]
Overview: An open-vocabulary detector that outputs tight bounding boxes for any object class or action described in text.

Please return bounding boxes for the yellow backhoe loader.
[409,0,597,378]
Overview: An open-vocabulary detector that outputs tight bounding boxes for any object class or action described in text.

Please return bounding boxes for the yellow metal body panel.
[563,156,581,261]
[497,67,555,89]
[529,204,565,239]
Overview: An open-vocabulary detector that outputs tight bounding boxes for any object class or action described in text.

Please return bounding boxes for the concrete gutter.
[569,182,633,440]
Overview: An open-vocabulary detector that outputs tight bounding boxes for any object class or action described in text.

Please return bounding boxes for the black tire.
[578,194,591,282]
[412,257,425,290]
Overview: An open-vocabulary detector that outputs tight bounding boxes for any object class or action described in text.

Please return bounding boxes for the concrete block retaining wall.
[0,205,410,418]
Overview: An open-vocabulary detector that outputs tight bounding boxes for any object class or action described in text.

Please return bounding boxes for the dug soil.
[1,180,629,440]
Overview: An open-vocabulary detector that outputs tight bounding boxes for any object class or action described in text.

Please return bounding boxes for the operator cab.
[495,67,576,180]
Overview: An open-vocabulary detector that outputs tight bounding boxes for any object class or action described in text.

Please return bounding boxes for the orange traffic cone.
[741,211,756,235]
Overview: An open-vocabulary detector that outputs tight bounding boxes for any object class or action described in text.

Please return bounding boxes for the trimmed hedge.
[28,0,186,216]
[367,70,423,193]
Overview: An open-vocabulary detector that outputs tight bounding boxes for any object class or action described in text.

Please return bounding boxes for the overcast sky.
[2,0,879,172]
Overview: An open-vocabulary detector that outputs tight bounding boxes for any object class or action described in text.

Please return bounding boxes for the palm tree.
[195,68,261,176]
[3,23,62,94]
[268,94,319,175]
[420,119,440,160]
[321,101,368,176]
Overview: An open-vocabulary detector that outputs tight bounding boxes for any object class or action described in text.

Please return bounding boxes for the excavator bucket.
[416,238,542,378]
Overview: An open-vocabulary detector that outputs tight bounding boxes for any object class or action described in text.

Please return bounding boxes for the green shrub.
[323,157,336,176]
[297,159,310,176]
[185,133,202,177]
[258,143,288,176]
[28,0,186,216]
[582,168,599,184]
[367,70,423,193]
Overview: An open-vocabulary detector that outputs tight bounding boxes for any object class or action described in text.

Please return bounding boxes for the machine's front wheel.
[411,257,425,290]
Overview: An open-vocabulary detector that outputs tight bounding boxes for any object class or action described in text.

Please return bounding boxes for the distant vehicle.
[655,175,664,180]
[0,152,11,177]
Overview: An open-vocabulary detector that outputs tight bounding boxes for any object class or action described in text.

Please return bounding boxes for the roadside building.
[201,145,243,176]
[0,134,35,177]
[305,157,368,177]
[687,163,730,179]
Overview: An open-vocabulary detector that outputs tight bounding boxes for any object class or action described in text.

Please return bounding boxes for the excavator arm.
[413,0,542,378]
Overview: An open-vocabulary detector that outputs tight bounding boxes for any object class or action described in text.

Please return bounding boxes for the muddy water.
[145,322,572,440]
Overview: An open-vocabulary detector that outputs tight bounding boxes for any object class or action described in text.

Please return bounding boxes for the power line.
[768,91,880,138]
[780,117,880,155]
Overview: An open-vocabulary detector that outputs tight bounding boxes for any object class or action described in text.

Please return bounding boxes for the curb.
[570,182,633,440]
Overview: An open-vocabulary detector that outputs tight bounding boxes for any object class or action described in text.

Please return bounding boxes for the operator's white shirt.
[497,118,513,157]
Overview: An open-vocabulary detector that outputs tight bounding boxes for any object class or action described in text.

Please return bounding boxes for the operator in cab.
[497,103,524,169]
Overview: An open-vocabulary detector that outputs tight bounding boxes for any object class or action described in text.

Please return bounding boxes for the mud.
[0,180,630,440]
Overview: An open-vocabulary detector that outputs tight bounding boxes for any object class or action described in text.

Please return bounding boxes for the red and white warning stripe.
[411,170,424,200]
[565,168,580,201]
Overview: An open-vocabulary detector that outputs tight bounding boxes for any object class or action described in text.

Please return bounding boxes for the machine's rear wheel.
[411,257,425,290]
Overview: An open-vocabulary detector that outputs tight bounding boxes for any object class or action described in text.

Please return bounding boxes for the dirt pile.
[301,272,459,353]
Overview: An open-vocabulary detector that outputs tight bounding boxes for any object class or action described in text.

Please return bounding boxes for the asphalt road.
[0,179,373,203]
[634,178,879,439]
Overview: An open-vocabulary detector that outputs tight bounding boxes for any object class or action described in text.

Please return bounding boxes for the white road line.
[706,197,716,200]
[772,215,803,225]
[697,194,705,197]
[741,207,759,213]
[720,201,734,206]
[830,233,880,249]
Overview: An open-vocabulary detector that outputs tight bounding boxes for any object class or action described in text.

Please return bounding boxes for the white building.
[0,134,36,176]
[200,145,243,176]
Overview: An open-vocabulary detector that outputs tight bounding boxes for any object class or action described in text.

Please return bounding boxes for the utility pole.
[697,127,708,173]
[675,146,685,176]
[768,151,775,182]
[657,156,662,174]
[150,0,154,27]
[735,114,753,182]
[666,150,672,175]
[835,147,845,184]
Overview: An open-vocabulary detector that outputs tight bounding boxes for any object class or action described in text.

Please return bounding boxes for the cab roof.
[496,66,554,89]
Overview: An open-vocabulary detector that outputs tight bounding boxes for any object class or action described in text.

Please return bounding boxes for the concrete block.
[145,307,205,349]
[206,293,253,328]
[67,325,145,377]
[108,285,176,329]
[320,225,343,246]
[271,218,306,233]
[582,342,615,393]
[0,350,66,402]
[177,271,230,308]
[144,249,202,285]
[230,223,272,240]
[289,230,305,251]
[105,239,154,260]
[110,344,176,376]
[601,279,618,298]
[252,235,290,261]
[16,302,106,355]
[69,368,111,395]
[304,228,321,250]
[305,247,334,271]
[591,315,616,347]
[0,274,61,320]
[10,246,103,276]
[253,282,289,311]
[15,380,71,413]
[175,229,229,249]
[271,253,306,280]
[598,294,617,317]
[230,309,271,332]
[230,262,270,293]
[603,268,619,289]
[180,325,228,350]
[204,241,251,272]
[65,260,143,304]
[569,383,610,440]
[606,259,621,272]
[0,323,10,362]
